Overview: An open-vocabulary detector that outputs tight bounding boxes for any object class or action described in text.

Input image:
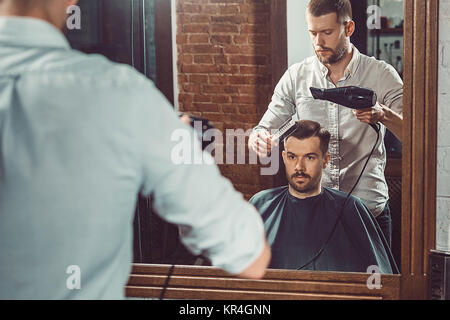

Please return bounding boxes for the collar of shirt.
[316,44,361,80]
[0,16,70,50]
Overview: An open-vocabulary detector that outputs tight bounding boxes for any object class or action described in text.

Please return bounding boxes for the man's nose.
[295,159,306,171]
[315,34,325,47]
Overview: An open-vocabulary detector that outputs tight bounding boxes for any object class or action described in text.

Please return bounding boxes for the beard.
[315,38,349,65]
[287,171,320,195]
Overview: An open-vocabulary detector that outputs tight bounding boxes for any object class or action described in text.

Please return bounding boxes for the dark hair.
[285,120,331,156]
[307,0,353,24]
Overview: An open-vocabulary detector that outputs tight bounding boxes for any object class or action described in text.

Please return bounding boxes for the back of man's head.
[0,0,47,13]
[285,120,331,157]
[0,0,78,30]
[307,0,352,24]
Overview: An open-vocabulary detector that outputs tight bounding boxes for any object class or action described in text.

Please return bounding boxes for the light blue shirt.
[0,17,265,299]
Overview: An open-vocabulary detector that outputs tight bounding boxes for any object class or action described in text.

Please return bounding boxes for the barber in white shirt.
[249,0,403,246]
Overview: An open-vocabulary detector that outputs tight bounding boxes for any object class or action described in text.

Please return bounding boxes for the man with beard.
[249,120,398,273]
[249,0,403,247]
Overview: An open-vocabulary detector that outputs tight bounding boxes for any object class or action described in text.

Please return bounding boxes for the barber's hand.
[353,102,386,124]
[248,130,276,158]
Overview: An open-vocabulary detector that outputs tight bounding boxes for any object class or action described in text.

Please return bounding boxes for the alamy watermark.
[366,265,382,290]
[367,5,382,30]
[66,5,81,30]
[66,265,81,290]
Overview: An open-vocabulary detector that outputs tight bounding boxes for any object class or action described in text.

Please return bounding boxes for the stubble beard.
[287,172,320,195]
[316,38,349,65]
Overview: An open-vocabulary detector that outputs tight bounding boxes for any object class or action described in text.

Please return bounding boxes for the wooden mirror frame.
[125,0,438,300]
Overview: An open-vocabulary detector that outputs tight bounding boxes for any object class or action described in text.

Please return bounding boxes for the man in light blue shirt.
[0,0,270,299]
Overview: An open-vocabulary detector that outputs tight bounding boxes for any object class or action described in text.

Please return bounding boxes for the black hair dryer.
[310,86,380,132]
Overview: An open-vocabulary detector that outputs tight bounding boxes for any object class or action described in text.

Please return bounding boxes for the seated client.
[249,120,398,274]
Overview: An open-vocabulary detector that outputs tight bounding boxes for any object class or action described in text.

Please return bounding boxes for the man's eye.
[324,31,332,35]
[307,156,315,160]
[289,155,296,160]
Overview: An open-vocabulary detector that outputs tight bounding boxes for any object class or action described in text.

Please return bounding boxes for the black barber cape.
[249,186,399,274]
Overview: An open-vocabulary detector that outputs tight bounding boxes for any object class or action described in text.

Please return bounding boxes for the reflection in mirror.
[67,0,156,81]
[251,0,404,273]
[66,0,405,274]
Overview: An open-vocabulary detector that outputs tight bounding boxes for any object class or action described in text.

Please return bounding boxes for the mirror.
[130,0,438,300]
[66,0,406,275]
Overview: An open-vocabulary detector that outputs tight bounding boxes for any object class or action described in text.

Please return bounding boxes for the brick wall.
[437,0,450,252]
[176,0,274,199]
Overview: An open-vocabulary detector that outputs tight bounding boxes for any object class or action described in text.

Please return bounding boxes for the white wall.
[287,0,313,67]
[437,0,450,252]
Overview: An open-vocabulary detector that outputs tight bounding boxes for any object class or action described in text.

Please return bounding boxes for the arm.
[379,104,402,141]
[237,236,271,279]
[354,62,403,141]
[135,80,270,279]
[354,102,403,141]
[249,68,297,156]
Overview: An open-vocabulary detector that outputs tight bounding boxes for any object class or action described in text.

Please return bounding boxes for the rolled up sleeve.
[377,62,403,116]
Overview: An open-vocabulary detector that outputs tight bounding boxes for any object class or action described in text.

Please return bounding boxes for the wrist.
[379,105,390,124]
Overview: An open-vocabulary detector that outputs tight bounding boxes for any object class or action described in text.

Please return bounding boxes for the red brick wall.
[176,0,274,199]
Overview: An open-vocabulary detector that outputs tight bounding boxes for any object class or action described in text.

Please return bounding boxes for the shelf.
[370,28,404,35]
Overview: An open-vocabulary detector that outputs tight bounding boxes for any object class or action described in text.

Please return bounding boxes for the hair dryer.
[310,86,377,109]
[310,86,380,132]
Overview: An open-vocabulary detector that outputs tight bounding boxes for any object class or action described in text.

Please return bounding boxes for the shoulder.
[249,186,288,207]
[322,188,367,211]
[359,53,400,78]
[286,56,317,76]
[23,48,149,90]
[322,187,348,200]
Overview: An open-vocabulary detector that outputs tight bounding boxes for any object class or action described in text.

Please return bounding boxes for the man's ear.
[282,150,286,165]
[345,20,355,37]
[323,152,331,169]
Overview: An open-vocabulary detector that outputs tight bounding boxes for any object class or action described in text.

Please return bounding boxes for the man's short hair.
[285,120,331,156]
[0,0,47,11]
[307,0,353,24]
